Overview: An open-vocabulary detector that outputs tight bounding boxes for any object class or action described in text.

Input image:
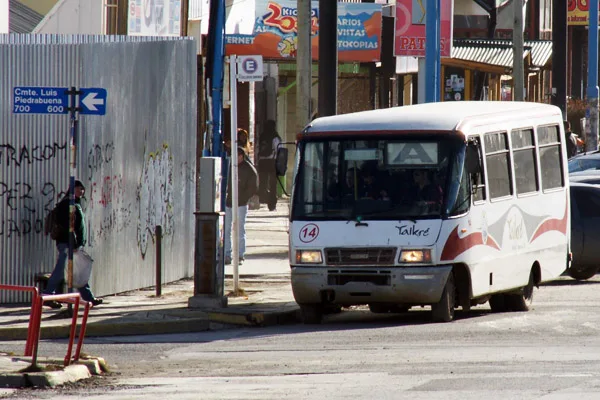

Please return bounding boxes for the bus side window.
[484,131,512,199]
[537,124,564,190]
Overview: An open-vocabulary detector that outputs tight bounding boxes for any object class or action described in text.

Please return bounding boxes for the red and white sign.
[394,0,453,57]
[299,223,319,243]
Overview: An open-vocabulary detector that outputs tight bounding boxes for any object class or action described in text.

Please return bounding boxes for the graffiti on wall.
[0,181,61,238]
[137,143,174,258]
[0,140,69,238]
[0,141,67,167]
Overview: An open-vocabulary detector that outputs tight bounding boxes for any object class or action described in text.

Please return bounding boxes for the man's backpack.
[44,204,66,240]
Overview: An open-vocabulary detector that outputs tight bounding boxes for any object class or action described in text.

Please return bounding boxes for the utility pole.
[297,0,312,130]
[586,0,599,152]
[512,0,524,101]
[318,0,337,117]
[425,0,440,102]
[551,0,567,115]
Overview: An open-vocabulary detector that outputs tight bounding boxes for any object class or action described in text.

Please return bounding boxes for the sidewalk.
[0,200,300,389]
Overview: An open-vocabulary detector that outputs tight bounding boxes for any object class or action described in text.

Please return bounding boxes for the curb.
[0,308,300,340]
[0,357,105,389]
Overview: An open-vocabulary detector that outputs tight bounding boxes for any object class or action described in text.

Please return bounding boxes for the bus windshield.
[292,135,471,221]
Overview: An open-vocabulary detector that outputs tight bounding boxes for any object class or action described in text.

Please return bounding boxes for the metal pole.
[155,225,162,297]
[67,87,79,309]
[318,0,337,117]
[229,56,240,293]
[297,0,312,129]
[587,0,599,152]
[551,0,567,115]
[210,0,226,157]
[513,0,524,101]
[425,0,440,102]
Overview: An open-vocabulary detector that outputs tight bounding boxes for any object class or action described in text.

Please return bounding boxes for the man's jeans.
[225,205,248,259]
[44,243,95,302]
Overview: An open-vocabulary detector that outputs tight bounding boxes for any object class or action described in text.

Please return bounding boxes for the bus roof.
[305,101,562,134]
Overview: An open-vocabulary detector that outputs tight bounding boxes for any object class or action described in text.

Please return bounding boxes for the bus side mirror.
[466,141,482,175]
[275,146,288,176]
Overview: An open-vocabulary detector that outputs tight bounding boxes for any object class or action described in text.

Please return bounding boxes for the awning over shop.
[444,38,552,73]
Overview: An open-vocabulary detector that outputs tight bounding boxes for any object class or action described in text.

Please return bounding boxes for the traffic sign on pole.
[79,88,107,115]
[12,86,69,114]
[12,86,107,115]
[237,55,264,82]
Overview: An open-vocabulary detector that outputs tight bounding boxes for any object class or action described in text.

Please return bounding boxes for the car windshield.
[568,157,600,173]
[291,135,470,220]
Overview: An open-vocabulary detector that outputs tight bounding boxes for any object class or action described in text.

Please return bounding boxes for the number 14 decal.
[299,223,319,243]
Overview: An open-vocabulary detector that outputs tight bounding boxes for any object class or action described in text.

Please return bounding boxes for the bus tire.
[505,271,535,312]
[568,265,599,281]
[299,304,323,324]
[431,273,456,323]
[489,294,508,313]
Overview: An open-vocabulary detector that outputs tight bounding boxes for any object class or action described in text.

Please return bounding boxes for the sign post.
[12,85,107,312]
[228,55,263,294]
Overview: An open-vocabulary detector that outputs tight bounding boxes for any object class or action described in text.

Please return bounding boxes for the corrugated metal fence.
[0,34,197,303]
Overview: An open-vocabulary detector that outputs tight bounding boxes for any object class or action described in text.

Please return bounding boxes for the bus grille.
[325,247,397,266]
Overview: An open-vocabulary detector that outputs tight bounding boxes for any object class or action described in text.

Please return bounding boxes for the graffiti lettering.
[93,204,133,240]
[87,142,114,180]
[89,175,125,207]
[0,218,44,238]
[137,144,174,258]
[0,142,68,167]
[0,182,35,211]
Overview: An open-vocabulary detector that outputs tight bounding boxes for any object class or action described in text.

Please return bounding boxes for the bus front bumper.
[291,266,453,305]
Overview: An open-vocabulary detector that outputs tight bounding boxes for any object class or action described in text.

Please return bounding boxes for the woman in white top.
[258,120,281,211]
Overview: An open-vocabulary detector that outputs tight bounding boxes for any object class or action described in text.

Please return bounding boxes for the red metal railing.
[0,285,91,367]
[31,293,91,366]
[0,284,39,356]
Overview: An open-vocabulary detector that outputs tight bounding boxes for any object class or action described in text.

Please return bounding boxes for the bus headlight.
[399,249,432,263]
[295,250,323,264]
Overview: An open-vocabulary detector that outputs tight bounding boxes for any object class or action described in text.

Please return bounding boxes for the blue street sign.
[12,86,69,114]
[79,88,107,115]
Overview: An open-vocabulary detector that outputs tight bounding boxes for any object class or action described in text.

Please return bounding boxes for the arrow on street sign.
[79,88,107,115]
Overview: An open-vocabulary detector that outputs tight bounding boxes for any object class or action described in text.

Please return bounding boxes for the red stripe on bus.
[440,226,500,261]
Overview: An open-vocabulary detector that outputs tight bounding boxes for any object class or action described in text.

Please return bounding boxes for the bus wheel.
[505,271,535,312]
[568,265,599,281]
[299,304,323,324]
[489,294,508,313]
[431,273,456,322]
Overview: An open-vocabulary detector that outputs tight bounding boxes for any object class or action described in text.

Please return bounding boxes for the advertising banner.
[394,0,453,57]
[225,0,383,62]
[568,0,600,25]
[128,0,181,36]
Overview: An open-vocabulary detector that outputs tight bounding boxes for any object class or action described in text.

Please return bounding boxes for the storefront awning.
[446,39,552,73]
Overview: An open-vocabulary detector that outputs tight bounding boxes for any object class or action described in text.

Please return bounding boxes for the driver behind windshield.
[411,169,443,205]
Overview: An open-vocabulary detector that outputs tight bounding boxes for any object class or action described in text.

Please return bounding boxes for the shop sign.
[225,0,383,62]
[568,0,600,25]
[394,0,454,57]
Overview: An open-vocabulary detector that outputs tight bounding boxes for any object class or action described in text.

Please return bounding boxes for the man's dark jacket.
[226,156,259,207]
[54,196,87,248]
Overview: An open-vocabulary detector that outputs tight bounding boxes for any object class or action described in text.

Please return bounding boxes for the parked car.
[569,183,600,280]
[570,170,600,185]
[568,151,600,173]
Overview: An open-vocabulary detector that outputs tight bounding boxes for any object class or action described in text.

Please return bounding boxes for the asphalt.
[0,199,299,390]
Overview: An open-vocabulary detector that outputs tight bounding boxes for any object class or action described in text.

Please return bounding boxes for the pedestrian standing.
[225,147,259,265]
[43,180,103,307]
[258,120,281,211]
[564,120,578,159]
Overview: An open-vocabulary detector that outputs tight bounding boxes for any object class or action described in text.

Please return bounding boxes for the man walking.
[225,147,259,265]
[44,180,102,307]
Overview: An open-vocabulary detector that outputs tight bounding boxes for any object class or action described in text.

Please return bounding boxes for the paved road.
[4,276,600,399]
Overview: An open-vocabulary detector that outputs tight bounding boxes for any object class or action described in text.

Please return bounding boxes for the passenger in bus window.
[412,169,443,205]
